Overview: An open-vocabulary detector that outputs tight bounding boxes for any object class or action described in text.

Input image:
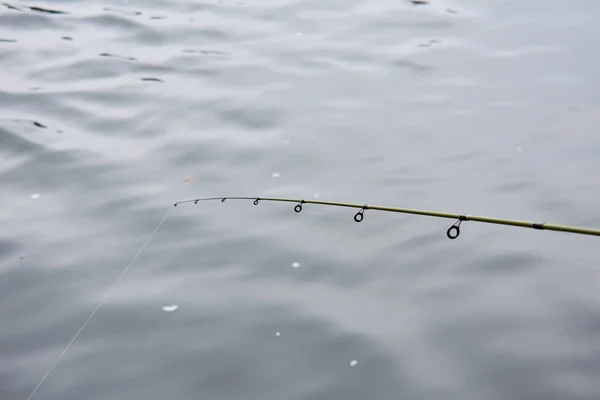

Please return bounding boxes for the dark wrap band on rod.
[172,196,600,239]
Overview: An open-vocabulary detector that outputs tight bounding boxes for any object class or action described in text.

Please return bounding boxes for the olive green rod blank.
[173,196,600,239]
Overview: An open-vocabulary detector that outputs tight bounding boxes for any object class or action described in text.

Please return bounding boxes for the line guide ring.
[294,199,305,213]
[447,215,468,239]
[354,205,369,223]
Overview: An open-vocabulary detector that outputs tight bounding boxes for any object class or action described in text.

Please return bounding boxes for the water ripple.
[3,0,600,399]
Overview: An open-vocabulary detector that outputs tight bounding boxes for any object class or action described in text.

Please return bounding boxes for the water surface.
[2,0,600,399]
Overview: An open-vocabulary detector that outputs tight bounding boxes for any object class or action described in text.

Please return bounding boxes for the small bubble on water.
[314,193,320,198]
[162,305,178,312]
[31,193,41,200]
[350,360,358,367]
[292,262,300,268]
[276,332,281,336]
[272,172,281,178]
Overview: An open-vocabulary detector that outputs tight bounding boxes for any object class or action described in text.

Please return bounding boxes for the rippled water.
[3,0,600,399]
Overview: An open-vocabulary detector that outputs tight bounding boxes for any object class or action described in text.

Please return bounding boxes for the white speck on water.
[272,172,281,178]
[162,305,178,312]
[314,193,320,198]
[296,32,303,37]
[516,147,523,152]
[350,360,358,367]
[276,332,281,336]
[31,193,40,200]
[292,262,300,268]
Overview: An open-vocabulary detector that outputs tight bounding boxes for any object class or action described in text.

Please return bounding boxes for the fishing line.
[26,207,173,400]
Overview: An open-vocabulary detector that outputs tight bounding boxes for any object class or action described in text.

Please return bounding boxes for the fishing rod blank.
[173,196,600,239]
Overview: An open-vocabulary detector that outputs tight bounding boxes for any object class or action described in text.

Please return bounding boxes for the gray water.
[3,0,600,399]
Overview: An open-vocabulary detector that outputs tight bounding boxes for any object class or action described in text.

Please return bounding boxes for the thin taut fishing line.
[174,196,600,239]
[27,207,173,400]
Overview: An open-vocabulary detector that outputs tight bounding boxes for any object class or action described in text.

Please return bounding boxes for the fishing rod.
[173,196,600,239]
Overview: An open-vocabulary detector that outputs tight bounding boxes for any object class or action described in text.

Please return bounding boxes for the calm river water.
[2,0,600,399]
